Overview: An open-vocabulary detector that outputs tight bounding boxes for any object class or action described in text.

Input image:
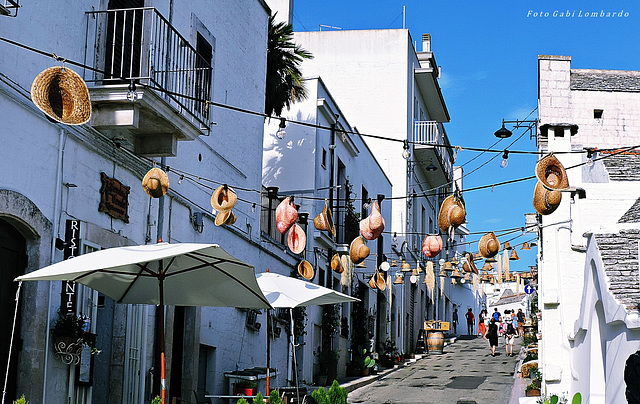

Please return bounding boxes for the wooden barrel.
[427,331,444,354]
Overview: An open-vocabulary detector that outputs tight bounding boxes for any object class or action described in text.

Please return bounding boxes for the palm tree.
[265,13,313,117]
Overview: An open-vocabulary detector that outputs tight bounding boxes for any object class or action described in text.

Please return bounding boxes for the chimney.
[422,33,431,52]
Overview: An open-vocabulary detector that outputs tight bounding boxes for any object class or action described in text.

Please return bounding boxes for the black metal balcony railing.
[85,7,212,130]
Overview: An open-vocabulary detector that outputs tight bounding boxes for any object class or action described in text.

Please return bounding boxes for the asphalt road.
[347,335,523,404]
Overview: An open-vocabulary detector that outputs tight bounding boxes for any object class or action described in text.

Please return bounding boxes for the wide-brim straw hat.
[521,242,531,250]
[298,260,314,280]
[211,185,237,212]
[462,253,478,274]
[535,153,570,191]
[313,199,336,236]
[331,253,343,273]
[142,167,169,198]
[438,195,466,232]
[441,261,454,271]
[478,232,500,258]
[349,236,370,265]
[368,275,377,289]
[510,249,520,261]
[360,200,385,240]
[31,66,91,125]
[482,261,494,271]
[503,241,512,251]
[450,269,463,279]
[215,210,236,226]
[533,181,562,215]
[287,223,306,255]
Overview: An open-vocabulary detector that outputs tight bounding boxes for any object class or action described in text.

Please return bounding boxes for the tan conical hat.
[287,223,306,255]
[211,185,237,212]
[510,249,520,261]
[450,269,462,279]
[503,241,512,251]
[535,153,570,191]
[462,253,478,274]
[142,167,170,198]
[375,271,386,291]
[331,254,343,273]
[478,232,500,258]
[533,181,562,215]
[31,66,91,125]
[349,236,370,265]
[394,274,404,284]
[438,195,466,232]
[521,242,531,250]
[313,199,336,236]
[298,260,314,280]
[215,210,236,226]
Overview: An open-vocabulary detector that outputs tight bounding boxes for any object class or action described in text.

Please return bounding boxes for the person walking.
[505,322,517,356]
[485,318,499,356]
[517,308,526,336]
[511,310,519,336]
[477,309,487,337]
[465,308,475,336]
[452,308,459,335]
[492,307,501,323]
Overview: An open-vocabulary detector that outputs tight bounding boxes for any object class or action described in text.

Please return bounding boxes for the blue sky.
[291,1,640,272]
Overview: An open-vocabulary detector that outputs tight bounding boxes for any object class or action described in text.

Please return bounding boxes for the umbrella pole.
[290,309,300,404]
[159,275,166,404]
[266,309,270,397]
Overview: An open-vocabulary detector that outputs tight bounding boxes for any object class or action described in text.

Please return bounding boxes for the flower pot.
[232,387,256,396]
[362,368,370,376]
[526,388,541,397]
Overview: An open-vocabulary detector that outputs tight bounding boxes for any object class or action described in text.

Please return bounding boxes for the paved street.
[347,335,523,404]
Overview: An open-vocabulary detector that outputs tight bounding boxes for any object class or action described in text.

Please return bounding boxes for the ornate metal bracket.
[53,337,84,365]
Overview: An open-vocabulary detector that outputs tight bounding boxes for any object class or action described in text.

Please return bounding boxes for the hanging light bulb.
[500,150,509,168]
[392,232,398,243]
[402,139,411,160]
[252,203,256,213]
[178,175,184,185]
[126,80,138,102]
[276,118,287,139]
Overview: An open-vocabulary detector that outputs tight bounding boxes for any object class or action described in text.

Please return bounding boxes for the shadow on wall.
[263,111,318,189]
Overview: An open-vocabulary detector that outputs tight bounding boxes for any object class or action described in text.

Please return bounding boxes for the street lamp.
[494,118,538,140]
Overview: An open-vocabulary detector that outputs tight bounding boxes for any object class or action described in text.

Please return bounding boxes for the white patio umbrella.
[256,272,358,401]
[14,243,271,404]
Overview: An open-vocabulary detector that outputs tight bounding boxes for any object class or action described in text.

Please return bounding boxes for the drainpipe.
[42,128,66,403]
[156,157,166,243]
[328,123,336,288]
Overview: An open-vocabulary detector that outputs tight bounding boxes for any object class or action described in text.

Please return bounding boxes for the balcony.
[412,121,453,186]
[84,7,212,156]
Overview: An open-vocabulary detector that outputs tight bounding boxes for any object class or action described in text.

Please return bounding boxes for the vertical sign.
[61,219,81,315]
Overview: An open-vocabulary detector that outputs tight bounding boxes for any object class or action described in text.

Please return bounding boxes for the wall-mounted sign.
[61,219,81,315]
[99,172,130,223]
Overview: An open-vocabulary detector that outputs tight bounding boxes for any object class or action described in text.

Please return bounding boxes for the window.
[104,0,144,82]
[321,148,327,169]
[361,186,369,219]
[594,109,603,119]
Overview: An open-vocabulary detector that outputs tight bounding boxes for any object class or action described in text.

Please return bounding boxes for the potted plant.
[232,380,258,396]
[361,348,375,376]
[51,311,97,358]
[316,348,339,385]
[13,395,29,404]
[379,338,398,368]
[525,374,542,397]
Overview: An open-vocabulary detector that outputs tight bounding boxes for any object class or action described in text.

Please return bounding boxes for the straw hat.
[31,66,91,125]
[215,210,236,226]
[142,167,169,198]
[521,242,531,250]
[375,271,386,291]
[360,200,385,240]
[313,199,336,236]
[481,261,493,271]
[441,261,454,271]
[287,223,306,255]
[535,153,570,191]
[368,275,377,289]
[450,269,463,279]
[297,260,314,280]
[349,236,370,265]
[400,259,412,272]
[533,181,562,215]
[276,196,298,234]
[478,232,500,258]
[394,274,404,284]
[510,249,520,261]
[331,254,343,273]
[438,195,466,232]
[503,241,512,251]
[211,185,237,212]
[462,253,478,274]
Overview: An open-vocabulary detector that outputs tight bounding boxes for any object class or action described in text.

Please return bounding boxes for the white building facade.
[292,29,482,353]
[0,1,297,403]
[537,55,640,402]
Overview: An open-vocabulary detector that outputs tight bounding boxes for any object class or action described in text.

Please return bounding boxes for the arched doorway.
[0,218,27,401]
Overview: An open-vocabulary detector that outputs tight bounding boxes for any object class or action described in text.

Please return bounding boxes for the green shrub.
[151,397,161,404]
[13,395,29,404]
[252,392,265,404]
[327,380,347,404]
[269,390,283,404]
[311,387,329,404]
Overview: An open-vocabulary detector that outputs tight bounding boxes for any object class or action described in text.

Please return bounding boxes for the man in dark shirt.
[452,308,459,334]
[517,308,526,336]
